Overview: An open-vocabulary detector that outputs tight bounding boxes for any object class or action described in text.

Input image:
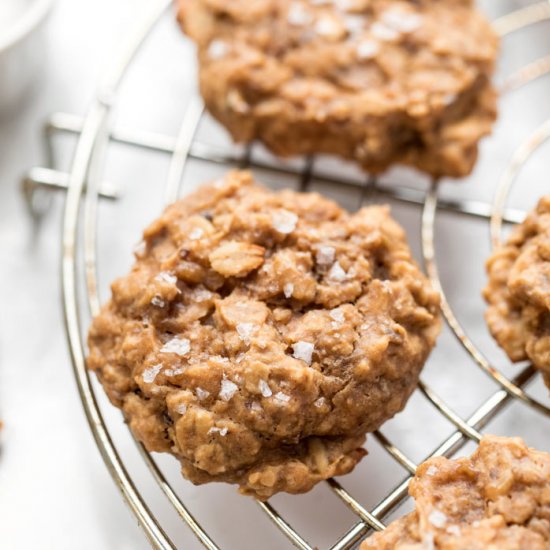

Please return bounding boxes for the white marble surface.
[1,1,550,549]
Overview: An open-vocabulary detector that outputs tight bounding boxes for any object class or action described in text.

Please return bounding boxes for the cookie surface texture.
[485,196,550,390]
[87,171,440,499]
[361,435,550,549]
[178,0,498,178]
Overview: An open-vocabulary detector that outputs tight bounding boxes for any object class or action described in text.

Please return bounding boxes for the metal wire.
[23,1,550,549]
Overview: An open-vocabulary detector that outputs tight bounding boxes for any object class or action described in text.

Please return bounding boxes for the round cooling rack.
[22,1,550,548]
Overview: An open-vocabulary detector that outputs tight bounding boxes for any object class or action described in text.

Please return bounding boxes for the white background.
[1,1,550,549]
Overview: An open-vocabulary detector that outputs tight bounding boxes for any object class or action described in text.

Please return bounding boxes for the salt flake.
[219,379,238,401]
[195,288,212,302]
[272,209,298,234]
[426,465,438,476]
[315,16,341,37]
[428,509,447,528]
[208,39,228,60]
[259,379,273,398]
[284,283,294,299]
[287,3,312,26]
[208,426,229,436]
[328,261,347,282]
[292,341,314,365]
[196,387,210,400]
[314,397,326,408]
[316,245,335,265]
[381,9,423,33]
[356,39,379,60]
[161,337,190,356]
[155,271,177,285]
[151,296,165,308]
[189,227,204,240]
[370,21,400,41]
[143,364,162,384]
[237,322,256,343]
[273,392,291,404]
[176,403,187,415]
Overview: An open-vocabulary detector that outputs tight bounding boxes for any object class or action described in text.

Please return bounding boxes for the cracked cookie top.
[87,171,440,498]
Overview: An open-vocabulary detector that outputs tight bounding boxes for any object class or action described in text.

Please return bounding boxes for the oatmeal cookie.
[87,171,440,499]
[177,0,498,178]
[484,196,550,389]
[361,436,550,549]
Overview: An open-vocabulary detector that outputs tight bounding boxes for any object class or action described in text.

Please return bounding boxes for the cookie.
[177,0,498,178]
[87,171,440,499]
[484,196,550,390]
[361,436,550,549]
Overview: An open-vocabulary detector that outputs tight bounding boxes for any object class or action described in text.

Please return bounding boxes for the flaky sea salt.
[164,367,185,377]
[219,378,239,401]
[273,392,291,404]
[151,296,165,308]
[315,15,341,37]
[356,39,379,60]
[196,387,210,400]
[155,271,177,285]
[426,465,438,476]
[161,337,190,356]
[142,364,162,384]
[208,39,228,59]
[250,402,263,412]
[272,209,298,234]
[176,403,187,415]
[259,379,273,398]
[370,21,400,41]
[428,509,447,528]
[381,8,423,33]
[292,341,314,365]
[446,525,461,536]
[189,227,204,240]
[314,397,326,408]
[316,245,335,265]
[208,426,229,436]
[330,307,345,324]
[287,2,312,26]
[328,261,347,282]
[284,283,294,299]
[195,288,212,302]
[237,322,256,343]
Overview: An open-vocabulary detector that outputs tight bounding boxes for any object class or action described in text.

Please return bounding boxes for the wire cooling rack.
[22,1,550,548]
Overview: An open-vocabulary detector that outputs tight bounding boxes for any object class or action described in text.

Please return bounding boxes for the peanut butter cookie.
[361,436,550,549]
[178,0,498,178]
[87,171,440,499]
[484,196,550,390]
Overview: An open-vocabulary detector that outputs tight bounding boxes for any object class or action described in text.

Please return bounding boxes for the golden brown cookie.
[87,171,440,499]
[361,436,550,549]
[178,0,498,178]
[484,196,550,390]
